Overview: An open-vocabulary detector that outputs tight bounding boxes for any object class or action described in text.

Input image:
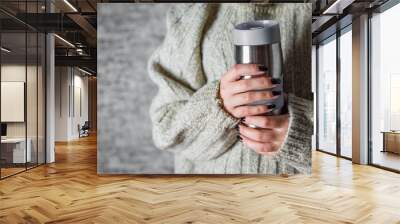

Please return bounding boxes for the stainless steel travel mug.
[233,20,284,115]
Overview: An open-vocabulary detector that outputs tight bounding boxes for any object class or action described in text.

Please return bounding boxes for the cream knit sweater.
[148,3,313,175]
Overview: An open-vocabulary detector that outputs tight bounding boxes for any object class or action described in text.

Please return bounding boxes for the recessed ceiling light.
[63,0,78,12]
[54,34,75,48]
[1,47,11,53]
[323,0,355,15]
[78,67,93,76]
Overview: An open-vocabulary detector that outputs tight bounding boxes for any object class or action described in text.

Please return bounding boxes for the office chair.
[79,121,90,138]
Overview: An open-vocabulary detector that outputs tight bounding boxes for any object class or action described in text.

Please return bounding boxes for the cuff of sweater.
[178,80,240,161]
[275,93,313,174]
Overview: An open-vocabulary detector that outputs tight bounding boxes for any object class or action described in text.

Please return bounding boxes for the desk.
[381,131,400,154]
[1,138,31,163]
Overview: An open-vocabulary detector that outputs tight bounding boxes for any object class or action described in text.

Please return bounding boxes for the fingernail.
[258,65,268,71]
[241,75,252,80]
[268,104,276,109]
[248,124,257,128]
[271,78,281,85]
[272,91,281,96]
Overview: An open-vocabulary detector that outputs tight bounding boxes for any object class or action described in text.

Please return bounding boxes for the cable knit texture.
[148,3,313,174]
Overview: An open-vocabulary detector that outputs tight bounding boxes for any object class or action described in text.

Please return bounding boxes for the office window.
[370,3,400,171]
[1,31,28,178]
[317,36,337,154]
[339,27,352,158]
[312,45,317,150]
[0,2,46,179]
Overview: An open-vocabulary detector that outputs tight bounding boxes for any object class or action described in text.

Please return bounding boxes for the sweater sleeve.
[276,93,313,174]
[147,4,240,161]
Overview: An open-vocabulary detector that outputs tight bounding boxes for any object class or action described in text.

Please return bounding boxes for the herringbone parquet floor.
[1,135,400,224]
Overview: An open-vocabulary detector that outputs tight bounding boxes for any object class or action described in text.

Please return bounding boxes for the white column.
[45,0,55,163]
[46,33,55,163]
[352,14,369,164]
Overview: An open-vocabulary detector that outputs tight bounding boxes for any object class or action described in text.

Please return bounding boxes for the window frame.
[367,0,400,173]
[315,22,353,161]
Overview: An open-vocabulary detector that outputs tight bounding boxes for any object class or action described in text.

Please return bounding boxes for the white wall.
[71,73,89,138]
[55,66,70,141]
[55,67,89,141]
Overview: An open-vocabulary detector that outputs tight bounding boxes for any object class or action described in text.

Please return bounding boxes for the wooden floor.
[1,167,26,178]
[1,135,400,224]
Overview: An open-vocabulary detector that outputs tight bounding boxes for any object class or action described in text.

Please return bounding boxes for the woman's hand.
[219,64,279,118]
[238,114,289,155]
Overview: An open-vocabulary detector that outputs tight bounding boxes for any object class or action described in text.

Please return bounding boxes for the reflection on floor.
[0,167,25,177]
[0,135,400,223]
[0,162,42,178]
[373,150,400,171]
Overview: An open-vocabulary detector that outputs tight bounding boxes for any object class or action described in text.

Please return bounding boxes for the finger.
[239,124,275,142]
[240,134,278,154]
[228,76,276,95]
[225,91,279,107]
[243,114,289,129]
[223,64,264,82]
[231,105,272,118]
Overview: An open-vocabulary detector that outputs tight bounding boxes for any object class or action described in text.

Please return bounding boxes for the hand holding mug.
[219,64,280,118]
[238,114,289,154]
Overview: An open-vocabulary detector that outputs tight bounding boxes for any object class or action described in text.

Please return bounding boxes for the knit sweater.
[148,3,313,175]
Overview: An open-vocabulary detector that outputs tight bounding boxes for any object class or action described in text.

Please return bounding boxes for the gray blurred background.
[97,4,174,174]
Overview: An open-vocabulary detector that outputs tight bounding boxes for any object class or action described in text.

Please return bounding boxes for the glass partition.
[370,3,400,171]
[27,30,38,169]
[1,30,28,177]
[0,1,46,179]
[317,35,337,155]
[339,27,352,158]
